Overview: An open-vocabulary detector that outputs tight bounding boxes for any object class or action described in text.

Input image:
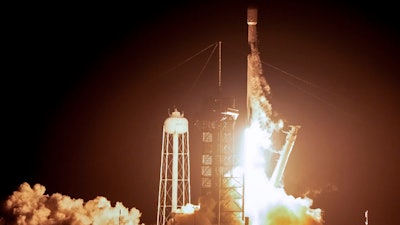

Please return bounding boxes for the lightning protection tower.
[157,108,191,225]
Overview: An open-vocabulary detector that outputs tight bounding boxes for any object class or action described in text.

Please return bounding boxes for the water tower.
[157,108,191,225]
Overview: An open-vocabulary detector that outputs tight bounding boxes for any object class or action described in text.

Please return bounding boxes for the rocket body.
[247,7,258,124]
[247,7,258,46]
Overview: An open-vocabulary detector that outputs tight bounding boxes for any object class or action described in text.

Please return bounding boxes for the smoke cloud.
[0,182,143,225]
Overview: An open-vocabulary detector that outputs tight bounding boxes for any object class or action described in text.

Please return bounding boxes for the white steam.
[243,28,323,225]
[0,182,143,225]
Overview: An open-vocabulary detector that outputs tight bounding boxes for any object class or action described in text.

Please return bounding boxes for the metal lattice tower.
[157,109,191,225]
[196,97,243,225]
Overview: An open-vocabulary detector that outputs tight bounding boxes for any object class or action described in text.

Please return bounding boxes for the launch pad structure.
[195,94,242,225]
[157,6,301,225]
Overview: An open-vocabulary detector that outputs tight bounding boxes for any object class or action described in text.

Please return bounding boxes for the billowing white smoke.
[0,182,143,225]
[244,37,323,225]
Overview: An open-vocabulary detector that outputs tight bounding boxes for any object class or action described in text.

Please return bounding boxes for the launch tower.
[195,42,243,225]
[157,109,191,225]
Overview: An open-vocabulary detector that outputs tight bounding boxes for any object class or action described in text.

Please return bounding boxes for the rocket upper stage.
[247,7,258,25]
[247,7,258,45]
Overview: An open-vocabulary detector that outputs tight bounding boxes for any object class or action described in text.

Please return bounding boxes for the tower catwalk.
[157,109,191,225]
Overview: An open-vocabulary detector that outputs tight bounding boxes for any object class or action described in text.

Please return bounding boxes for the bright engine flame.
[242,121,322,225]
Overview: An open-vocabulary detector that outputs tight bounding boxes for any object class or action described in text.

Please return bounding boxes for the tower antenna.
[218,41,222,93]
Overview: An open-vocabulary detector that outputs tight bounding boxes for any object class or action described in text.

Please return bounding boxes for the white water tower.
[157,108,191,225]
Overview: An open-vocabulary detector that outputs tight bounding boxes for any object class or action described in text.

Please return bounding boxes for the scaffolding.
[196,96,243,225]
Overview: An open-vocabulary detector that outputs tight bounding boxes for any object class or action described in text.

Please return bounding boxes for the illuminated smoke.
[243,40,323,225]
[0,182,144,225]
[247,53,277,132]
[167,211,212,225]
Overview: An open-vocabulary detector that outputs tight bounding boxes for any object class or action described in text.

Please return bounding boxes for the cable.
[262,61,341,99]
[143,42,218,86]
[189,42,219,93]
[224,42,366,124]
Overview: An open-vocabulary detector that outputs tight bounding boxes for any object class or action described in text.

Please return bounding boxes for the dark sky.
[2,1,399,225]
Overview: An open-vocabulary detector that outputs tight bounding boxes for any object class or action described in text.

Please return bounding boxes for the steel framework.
[196,97,243,225]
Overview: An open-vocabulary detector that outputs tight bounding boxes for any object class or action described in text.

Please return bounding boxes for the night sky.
[2,1,399,225]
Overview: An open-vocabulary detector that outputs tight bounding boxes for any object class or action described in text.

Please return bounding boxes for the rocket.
[247,7,258,124]
[247,7,258,50]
